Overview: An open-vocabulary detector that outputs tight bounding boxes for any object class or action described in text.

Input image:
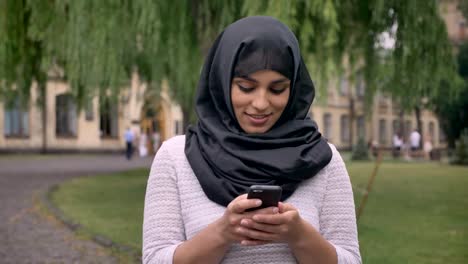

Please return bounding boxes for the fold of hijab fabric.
[185,16,332,207]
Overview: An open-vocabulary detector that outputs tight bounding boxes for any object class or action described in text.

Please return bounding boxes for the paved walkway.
[0,154,153,263]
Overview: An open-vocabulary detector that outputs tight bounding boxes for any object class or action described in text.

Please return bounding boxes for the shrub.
[352,138,370,161]
[452,129,468,165]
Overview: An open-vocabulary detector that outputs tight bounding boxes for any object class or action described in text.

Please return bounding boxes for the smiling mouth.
[246,113,272,118]
[245,113,272,126]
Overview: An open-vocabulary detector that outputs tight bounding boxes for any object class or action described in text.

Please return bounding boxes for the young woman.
[143,16,361,264]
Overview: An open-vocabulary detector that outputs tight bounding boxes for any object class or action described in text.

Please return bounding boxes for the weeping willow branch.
[0,0,461,128]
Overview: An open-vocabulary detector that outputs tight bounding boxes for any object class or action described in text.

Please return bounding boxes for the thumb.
[278,202,295,213]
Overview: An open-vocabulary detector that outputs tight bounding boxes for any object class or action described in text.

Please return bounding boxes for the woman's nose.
[251,91,269,111]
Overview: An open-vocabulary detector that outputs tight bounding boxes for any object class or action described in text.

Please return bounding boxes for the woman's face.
[231,70,290,134]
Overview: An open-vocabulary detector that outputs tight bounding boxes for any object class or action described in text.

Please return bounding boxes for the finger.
[243,206,278,217]
[229,198,262,213]
[236,226,278,241]
[240,218,281,233]
[252,213,285,225]
[278,202,286,213]
[233,193,248,202]
[278,202,296,213]
[228,194,248,209]
[227,194,248,213]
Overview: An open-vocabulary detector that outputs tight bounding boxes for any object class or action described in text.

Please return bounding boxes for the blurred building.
[0,72,183,153]
[1,1,463,153]
[440,0,468,46]
[309,1,466,151]
[310,79,443,150]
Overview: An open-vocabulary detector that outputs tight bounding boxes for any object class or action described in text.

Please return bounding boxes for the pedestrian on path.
[410,129,421,152]
[410,129,421,158]
[124,127,134,160]
[392,132,403,158]
[143,16,361,264]
[139,131,148,157]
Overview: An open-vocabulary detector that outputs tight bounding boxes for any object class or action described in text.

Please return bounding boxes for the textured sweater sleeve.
[319,145,362,264]
[143,143,185,264]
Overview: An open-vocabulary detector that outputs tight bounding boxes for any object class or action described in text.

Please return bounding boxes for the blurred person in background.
[139,130,148,157]
[368,138,379,158]
[410,129,421,157]
[124,127,135,160]
[392,132,403,158]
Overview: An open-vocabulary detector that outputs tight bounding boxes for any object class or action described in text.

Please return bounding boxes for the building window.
[56,94,77,137]
[323,113,332,140]
[379,119,387,145]
[356,74,365,98]
[439,124,446,143]
[339,77,348,96]
[100,98,119,138]
[392,120,400,135]
[356,115,365,140]
[340,114,350,143]
[459,21,466,39]
[4,99,29,137]
[392,103,401,115]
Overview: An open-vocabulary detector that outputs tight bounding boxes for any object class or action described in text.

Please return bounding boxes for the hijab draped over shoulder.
[185,16,332,207]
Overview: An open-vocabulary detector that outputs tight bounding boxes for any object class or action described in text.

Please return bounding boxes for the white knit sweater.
[143,135,361,264]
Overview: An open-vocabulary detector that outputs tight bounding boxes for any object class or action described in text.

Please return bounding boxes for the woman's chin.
[242,125,271,134]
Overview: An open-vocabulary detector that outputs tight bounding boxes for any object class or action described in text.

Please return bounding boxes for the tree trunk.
[414,106,423,148]
[397,109,405,147]
[399,109,404,135]
[39,82,48,154]
[349,96,355,149]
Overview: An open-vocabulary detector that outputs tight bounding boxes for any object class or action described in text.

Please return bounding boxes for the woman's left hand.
[237,202,305,246]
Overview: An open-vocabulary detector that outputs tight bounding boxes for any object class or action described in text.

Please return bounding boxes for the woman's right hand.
[216,194,278,246]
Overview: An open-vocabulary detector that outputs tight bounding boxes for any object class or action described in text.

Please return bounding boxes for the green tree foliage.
[27,0,136,106]
[433,43,468,148]
[380,2,461,109]
[132,0,244,124]
[0,0,461,128]
[458,0,468,19]
[0,0,45,106]
[452,129,468,165]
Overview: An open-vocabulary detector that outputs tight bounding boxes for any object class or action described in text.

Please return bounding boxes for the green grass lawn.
[349,162,468,263]
[50,162,468,263]
[50,169,148,250]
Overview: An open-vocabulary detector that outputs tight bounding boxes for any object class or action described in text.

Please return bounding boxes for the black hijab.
[185,16,332,207]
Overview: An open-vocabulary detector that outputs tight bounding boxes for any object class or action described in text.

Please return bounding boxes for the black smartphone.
[246,185,282,211]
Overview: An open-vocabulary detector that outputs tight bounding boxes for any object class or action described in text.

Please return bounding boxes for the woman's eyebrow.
[270,78,289,84]
[236,76,258,83]
[236,76,289,84]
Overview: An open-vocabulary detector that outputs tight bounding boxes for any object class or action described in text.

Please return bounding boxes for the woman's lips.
[245,113,272,126]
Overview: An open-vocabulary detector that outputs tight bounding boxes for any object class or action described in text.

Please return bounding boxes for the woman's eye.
[238,84,254,93]
[270,86,288,94]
